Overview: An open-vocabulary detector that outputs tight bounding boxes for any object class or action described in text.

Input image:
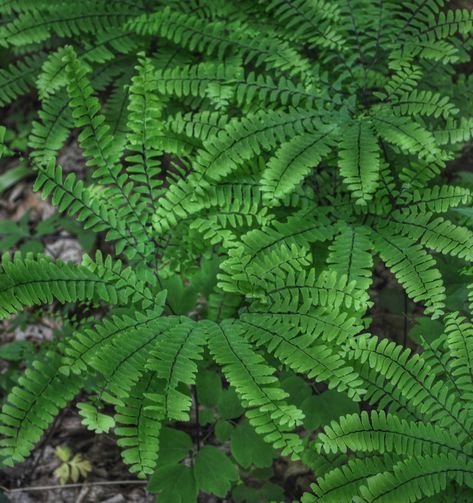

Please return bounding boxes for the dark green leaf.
[194,445,238,497]
[148,464,197,502]
[231,420,275,469]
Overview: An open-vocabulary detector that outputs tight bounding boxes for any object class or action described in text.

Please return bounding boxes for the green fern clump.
[0,1,472,501]
[302,303,473,502]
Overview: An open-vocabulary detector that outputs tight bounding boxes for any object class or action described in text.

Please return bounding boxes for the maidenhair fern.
[303,307,473,502]
[0,1,472,501]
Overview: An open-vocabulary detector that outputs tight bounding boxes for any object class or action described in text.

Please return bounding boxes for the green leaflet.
[0,351,83,465]
[0,1,472,500]
[338,119,380,204]
[206,320,305,458]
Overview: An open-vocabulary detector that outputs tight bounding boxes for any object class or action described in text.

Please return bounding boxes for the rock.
[100,494,126,503]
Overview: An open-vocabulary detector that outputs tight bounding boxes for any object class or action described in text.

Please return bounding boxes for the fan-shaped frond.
[33,161,145,260]
[63,303,167,374]
[125,55,164,217]
[309,456,395,503]
[388,90,458,119]
[372,114,441,162]
[393,214,473,261]
[196,110,321,181]
[398,185,471,214]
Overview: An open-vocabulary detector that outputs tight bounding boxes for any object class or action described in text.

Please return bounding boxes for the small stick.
[3,480,148,494]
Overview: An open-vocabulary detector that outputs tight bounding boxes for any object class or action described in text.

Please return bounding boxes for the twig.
[26,410,65,483]
[3,480,148,494]
[74,484,91,503]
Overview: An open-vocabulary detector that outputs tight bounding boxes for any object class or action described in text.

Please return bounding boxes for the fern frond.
[234,71,321,108]
[318,410,465,457]
[28,92,72,162]
[354,364,419,420]
[63,303,167,374]
[63,48,153,255]
[372,114,441,161]
[421,336,463,398]
[0,54,45,107]
[382,61,423,98]
[115,375,164,478]
[35,47,71,99]
[372,230,446,318]
[0,351,83,465]
[253,269,370,314]
[218,208,334,293]
[398,158,446,189]
[126,55,164,218]
[152,176,206,234]
[33,161,145,260]
[398,186,471,214]
[388,90,458,119]
[62,47,121,177]
[258,0,343,49]
[104,76,130,162]
[196,110,321,181]
[130,7,310,75]
[1,3,136,46]
[327,225,373,291]
[311,456,395,503]
[444,313,473,404]
[81,250,155,309]
[393,215,473,262]
[261,124,337,202]
[412,9,473,43]
[0,252,133,319]
[35,32,141,99]
[206,320,305,458]
[338,119,380,204]
[167,110,229,143]
[146,318,207,421]
[239,315,365,400]
[82,317,176,412]
[153,62,242,98]
[356,454,473,503]
[434,117,473,145]
[348,335,473,439]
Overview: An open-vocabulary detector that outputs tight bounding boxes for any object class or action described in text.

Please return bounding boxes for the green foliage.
[303,308,473,502]
[0,0,472,501]
[194,445,239,497]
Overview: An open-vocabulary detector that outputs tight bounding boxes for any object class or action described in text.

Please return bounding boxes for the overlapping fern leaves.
[302,308,473,502]
[0,0,472,499]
